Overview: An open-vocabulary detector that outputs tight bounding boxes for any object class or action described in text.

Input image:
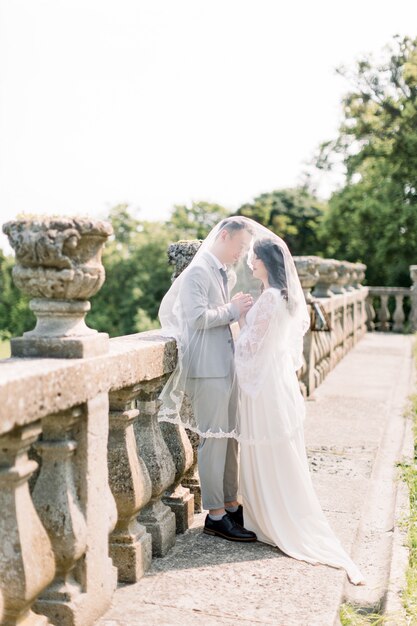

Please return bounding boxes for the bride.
[157,215,365,586]
[234,234,365,586]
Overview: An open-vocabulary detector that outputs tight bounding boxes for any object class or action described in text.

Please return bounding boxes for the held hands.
[232,292,254,317]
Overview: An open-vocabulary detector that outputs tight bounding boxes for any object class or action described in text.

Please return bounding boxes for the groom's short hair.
[217,217,255,237]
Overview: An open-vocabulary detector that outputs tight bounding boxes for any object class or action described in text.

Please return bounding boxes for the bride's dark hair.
[253,238,288,301]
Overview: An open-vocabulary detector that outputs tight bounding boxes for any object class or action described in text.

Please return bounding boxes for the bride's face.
[252,254,268,281]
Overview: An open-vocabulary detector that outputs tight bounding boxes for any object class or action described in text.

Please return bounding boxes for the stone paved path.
[97,333,415,626]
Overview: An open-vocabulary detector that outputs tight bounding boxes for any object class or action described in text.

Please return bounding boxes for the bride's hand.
[232,292,254,316]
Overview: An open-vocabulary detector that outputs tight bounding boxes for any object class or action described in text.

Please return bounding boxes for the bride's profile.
[234,227,365,586]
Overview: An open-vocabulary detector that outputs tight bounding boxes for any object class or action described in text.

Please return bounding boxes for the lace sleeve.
[235,290,279,397]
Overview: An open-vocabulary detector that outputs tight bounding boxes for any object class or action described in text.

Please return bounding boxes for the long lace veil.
[157,215,310,442]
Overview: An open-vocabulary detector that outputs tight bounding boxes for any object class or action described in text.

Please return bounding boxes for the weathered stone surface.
[2,217,112,299]
[160,421,194,533]
[168,240,202,279]
[68,392,118,625]
[294,255,321,302]
[2,217,113,359]
[108,387,153,583]
[0,332,177,436]
[330,261,351,294]
[11,332,109,359]
[0,423,56,626]
[32,407,87,626]
[312,258,339,298]
[134,380,176,557]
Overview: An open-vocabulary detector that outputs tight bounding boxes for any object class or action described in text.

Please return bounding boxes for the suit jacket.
[179,250,239,378]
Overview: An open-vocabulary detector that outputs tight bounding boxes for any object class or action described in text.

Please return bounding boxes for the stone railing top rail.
[0,330,176,436]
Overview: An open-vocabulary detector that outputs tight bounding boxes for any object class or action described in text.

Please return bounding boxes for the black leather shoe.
[226,504,244,526]
[203,513,257,542]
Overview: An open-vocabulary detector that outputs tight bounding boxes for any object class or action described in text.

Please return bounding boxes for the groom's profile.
[180,217,258,542]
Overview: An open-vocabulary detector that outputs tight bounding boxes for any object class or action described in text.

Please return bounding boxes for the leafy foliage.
[315,36,417,286]
[237,188,327,256]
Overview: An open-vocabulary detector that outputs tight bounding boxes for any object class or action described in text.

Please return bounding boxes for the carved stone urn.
[2,216,113,358]
[294,256,320,303]
[330,261,351,294]
[354,263,367,288]
[168,240,202,280]
[312,259,338,298]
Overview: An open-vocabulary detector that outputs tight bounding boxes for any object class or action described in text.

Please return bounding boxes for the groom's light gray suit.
[179,249,240,510]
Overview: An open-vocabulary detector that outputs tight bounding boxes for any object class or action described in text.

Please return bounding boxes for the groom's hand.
[232,292,254,315]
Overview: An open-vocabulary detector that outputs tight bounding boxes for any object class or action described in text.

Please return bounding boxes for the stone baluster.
[108,386,153,583]
[160,418,194,533]
[182,428,202,513]
[392,294,406,332]
[31,407,87,626]
[312,259,338,298]
[378,293,390,331]
[0,422,56,626]
[365,294,376,331]
[133,379,176,557]
[180,386,202,514]
[410,265,417,332]
[294,256,320,303]
[70,392,118,624]
[2,216,113,359]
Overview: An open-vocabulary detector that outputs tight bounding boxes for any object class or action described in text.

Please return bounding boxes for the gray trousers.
[186,364,239,510]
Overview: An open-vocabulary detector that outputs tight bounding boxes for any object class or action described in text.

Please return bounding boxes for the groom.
[181,217,257,542]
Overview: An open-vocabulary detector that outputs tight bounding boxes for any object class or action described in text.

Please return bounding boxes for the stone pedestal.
[11,299,109,358]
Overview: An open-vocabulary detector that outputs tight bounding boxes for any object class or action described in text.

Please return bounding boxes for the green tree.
[237,188,327,256]
[169,201,230,239]
[0,250,35,340]
[315,35,417,286]
[88,211,174,337]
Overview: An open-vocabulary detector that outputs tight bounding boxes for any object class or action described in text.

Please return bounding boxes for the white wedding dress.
[235,287,365,585]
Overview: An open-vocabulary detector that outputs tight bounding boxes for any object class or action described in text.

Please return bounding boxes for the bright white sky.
[0,1,416,254]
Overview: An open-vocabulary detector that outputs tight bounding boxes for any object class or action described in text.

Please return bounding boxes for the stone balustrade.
[0,216,413,626]
[366,271,417,333]
[0,217,191,626]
